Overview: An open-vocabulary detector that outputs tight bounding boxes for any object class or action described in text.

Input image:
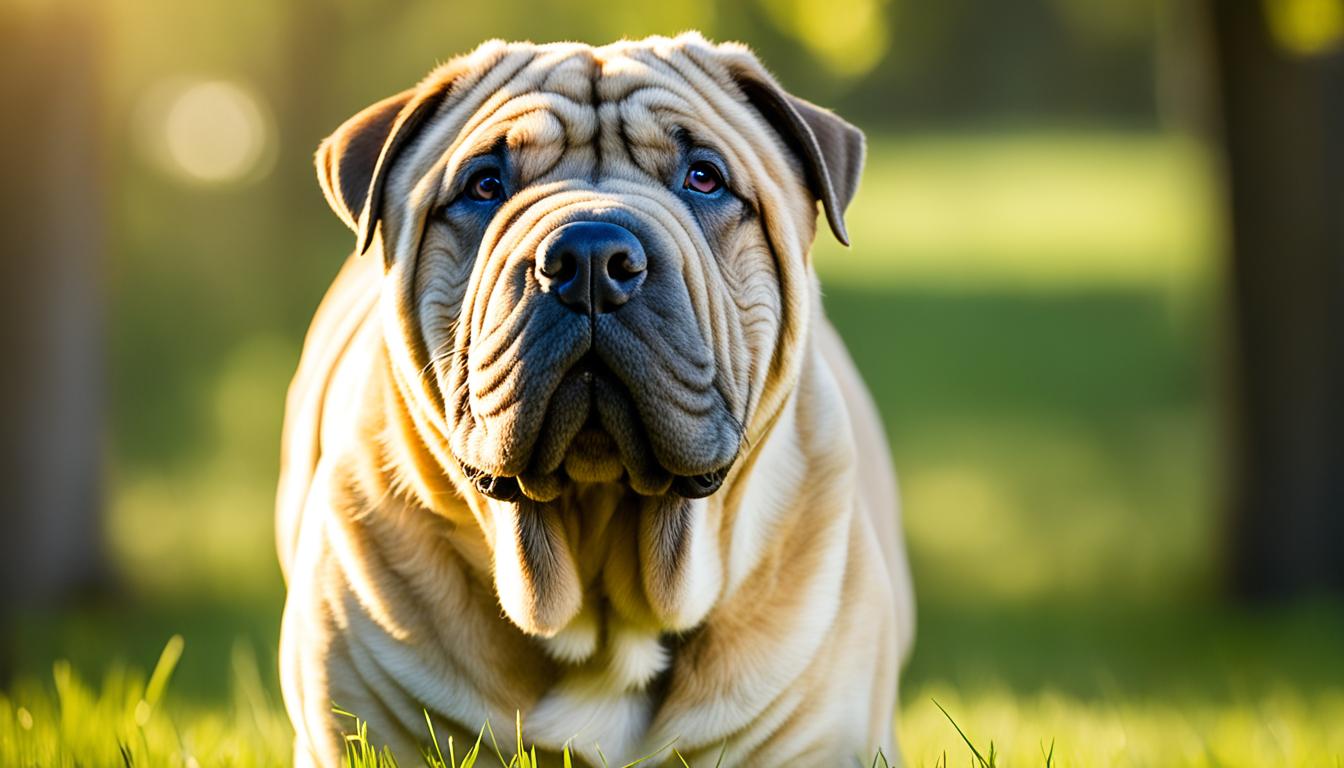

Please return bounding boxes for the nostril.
[549,251,578,284]
[606,251,631,280]
[606,250,647,281]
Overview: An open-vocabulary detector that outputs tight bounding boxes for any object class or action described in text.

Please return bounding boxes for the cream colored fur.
[277,34,914,767]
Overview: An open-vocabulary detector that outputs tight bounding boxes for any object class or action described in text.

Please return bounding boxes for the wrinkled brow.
[445,83,755,192]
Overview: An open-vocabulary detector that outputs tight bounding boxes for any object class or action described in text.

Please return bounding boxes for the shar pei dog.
[277,33,915,767]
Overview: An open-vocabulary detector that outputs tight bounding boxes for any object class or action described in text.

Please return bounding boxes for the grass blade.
[424,709,446,768]
[712,740,728,768]
[144,635,185,709]
[619,737,679,767]
[933,699,989,768]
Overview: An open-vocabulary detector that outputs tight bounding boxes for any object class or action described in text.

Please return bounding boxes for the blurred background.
[2,0,1343,764]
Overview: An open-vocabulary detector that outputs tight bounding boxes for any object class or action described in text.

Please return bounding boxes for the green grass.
[11,596,1344,765]
[334,709,718,768]
[812,133,1220,288]
[6,623,1344,766]
[7,131,1342,765]
[0,636,291,767]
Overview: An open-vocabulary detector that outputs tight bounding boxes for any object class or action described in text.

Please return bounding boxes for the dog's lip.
[460,464,522,501]
[457,459,730,502]
[454,347,733,501]
[670,468,728,498]
[572,349,606,379]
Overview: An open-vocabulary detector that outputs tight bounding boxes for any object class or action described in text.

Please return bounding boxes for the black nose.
[536,222,647,314]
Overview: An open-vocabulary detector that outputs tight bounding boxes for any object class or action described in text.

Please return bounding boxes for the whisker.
[419,341,472,378]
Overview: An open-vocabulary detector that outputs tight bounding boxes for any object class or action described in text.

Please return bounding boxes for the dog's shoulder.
[276,253,382,579]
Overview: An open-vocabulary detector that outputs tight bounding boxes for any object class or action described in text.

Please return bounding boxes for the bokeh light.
[760,0,891,77]
[1265,0,1344,55]
[137,78,276,185]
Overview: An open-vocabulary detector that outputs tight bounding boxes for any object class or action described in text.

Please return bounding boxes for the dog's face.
[316,34,862,634]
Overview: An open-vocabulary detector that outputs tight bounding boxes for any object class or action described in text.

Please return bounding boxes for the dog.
[276,33,914,767]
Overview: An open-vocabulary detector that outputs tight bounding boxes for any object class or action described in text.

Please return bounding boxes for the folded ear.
[733,71,866,246]
[315,85,449,255]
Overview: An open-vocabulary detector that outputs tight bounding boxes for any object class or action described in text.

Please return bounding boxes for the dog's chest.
[514,486,686,760]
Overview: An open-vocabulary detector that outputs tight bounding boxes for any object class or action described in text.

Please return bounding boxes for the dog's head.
[316,34,862,635]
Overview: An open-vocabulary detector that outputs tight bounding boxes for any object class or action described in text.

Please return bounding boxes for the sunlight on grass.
[903,685,1344,767]
[0,638,291,767]
[814,132,1219,288]
[898,418,1215,604]
[3,637,1340,767]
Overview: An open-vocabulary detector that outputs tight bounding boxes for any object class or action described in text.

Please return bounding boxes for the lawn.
[5,132,1342,766]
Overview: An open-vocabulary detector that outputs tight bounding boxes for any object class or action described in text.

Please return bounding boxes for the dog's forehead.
[461,40,745,185]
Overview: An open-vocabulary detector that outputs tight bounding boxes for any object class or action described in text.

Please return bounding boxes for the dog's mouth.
[457,351,731,502]
[461,464,728,502]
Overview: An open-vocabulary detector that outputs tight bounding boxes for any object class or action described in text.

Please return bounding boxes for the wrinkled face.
[316,35,862,636]
[374,40,826,504]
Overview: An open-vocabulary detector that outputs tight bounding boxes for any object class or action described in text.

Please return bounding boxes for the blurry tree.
[1208,0,1344,598]
[0,2,108,647]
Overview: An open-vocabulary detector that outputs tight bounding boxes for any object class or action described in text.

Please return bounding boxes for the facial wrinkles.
[449,184,721,475]
[386,47,537,264]
[414,80,602,450]
[430,66,666,319]
[444,189,598,473]
[601,51,793,431]
[593,179,747,426]
[415,216,476,362]
[652,47,818,449]
[444,93,603,339]
[619,82,756,425]
[400,45,804,492]
[377,49,545,488]
[466,186,599,339]
[715,228,779,427]
[440,51,600,193]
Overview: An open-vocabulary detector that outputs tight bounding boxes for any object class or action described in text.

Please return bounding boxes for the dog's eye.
[683,162,724,195]
[466,170,504,202]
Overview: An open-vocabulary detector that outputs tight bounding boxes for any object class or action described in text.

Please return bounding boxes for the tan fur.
[277,34,914,767]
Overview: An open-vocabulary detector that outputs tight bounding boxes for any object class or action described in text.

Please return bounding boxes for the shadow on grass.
[6,590,283,703]
[905,598,1344,703]
[821,281,1214,429]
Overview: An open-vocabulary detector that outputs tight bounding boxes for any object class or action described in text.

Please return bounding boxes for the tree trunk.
[0,4,108,633]
[1209,1,1344,598]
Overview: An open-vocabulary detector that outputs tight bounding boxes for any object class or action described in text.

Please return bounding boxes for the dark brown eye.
[466,170,504,201]
[683,162,724,195]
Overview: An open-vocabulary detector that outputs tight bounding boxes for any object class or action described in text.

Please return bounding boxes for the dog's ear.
[315,85,449,255]
[733,72,865,246]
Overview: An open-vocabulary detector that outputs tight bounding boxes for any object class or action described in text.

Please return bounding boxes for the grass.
[335,709,707,768]
[0,636,291,767]
[5,626,1344,766]
[812,133,1220,288]
[7,131,1342,765]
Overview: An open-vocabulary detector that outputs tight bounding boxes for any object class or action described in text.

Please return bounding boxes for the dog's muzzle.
[448,212,740,503]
